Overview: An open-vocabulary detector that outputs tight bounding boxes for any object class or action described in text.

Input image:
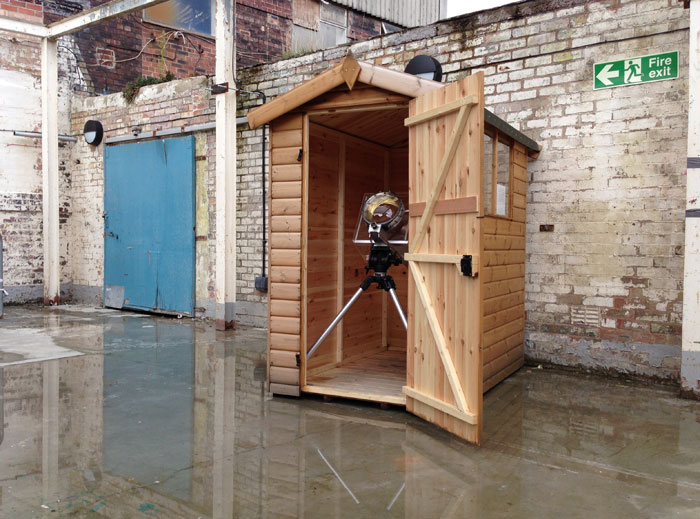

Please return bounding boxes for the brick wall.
[0,17,77,301]
[69,77,218,313]
[234,0,690,380]
[38,0,389,94]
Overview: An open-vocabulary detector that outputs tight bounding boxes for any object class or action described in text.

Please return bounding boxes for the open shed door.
[403,73,484,444]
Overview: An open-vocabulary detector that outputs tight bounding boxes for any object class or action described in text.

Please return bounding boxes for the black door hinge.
[295,353,301,367]
[460,255,473,277]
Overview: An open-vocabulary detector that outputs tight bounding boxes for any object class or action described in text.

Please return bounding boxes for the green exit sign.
[593,51,679,90]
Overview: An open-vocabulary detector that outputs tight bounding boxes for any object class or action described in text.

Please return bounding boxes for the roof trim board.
[246,53,540,155]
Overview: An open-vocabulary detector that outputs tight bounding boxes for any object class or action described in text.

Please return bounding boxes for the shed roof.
[247,53,540,155]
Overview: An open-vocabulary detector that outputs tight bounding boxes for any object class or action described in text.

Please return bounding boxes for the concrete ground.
[0,305,698,518]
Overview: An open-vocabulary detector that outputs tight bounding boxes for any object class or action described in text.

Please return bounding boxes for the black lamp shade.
[83,120,103,146]
[404,55,443,82]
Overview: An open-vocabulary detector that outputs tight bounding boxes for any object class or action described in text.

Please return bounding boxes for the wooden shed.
[248,53,539,444]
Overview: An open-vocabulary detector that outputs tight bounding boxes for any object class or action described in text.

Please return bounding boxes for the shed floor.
[0,305,699,518]
[304,349,406,405]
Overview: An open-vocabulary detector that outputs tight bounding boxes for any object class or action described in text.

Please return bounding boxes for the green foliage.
[280,48,315,60]
[122,72,175,104]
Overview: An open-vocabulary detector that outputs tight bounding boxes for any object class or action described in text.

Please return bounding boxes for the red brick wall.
[0,0,42,22]
[236,1,292,67]
[39,0,390,94]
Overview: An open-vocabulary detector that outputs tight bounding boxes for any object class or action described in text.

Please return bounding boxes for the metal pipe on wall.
[239,89,268,292]
[0,233,3,318]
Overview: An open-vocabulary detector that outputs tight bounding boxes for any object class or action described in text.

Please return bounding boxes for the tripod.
[306,242,408,360]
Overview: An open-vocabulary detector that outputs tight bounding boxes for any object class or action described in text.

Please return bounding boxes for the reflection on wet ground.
[0,305,699,518]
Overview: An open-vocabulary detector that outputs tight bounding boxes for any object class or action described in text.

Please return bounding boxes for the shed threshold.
[303,349,406,405]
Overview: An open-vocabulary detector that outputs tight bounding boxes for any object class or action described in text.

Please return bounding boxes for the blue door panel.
[104,136,195,315]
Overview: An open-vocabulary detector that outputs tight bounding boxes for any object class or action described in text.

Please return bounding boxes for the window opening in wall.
[144,0,214,37]
[320,1,347,47]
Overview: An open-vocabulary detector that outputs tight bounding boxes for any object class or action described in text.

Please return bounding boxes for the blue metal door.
[104,136,195,315]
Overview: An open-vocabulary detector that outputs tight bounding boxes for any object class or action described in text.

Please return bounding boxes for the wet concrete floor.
[0,305,699,518]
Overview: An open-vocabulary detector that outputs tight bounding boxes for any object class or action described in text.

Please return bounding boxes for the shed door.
[104,136,195,316]
[403,74,484,444]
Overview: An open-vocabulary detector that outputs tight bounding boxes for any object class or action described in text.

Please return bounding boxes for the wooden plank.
[248,63,346,129]
[270,232,301,249]
[482,250,526,267]
[270,383,300,397]
[483,277,525,301]
[512,192,526,210]
[483,304,525,332]
[513,147,528,168]
[270,316,301,335]
[483,290,525,316]
[270,366,300,385]
[513,163,527,182]
[271,300,301,318]
[336,136,346,363]
[482,235,525,251]
[272,129,303,148]
[512,207,526,223]
[405,253,462,265]
[272,164,302,182]
[409,196,478,217]
[483,318,523,348]
[271,215,301,232]
[270,332,301,351]
[270,283,301,300]
[403,386,476,425]
[408,261,469,412]
[404,253,479,277]
[404,95,477,127]
[480,264,524,283]
[305,87,410,110]
[300,114,310,388]
[513,178,527,196]
[270,266,301,284]
[272,147,302,165]
[272,181,303,199]
[270,349,299,368]
[484,330,523,364]
[271,114,303,132]
[270,249,301,267]
[358,61,442,99]
[481,217,525,236]
[271,199,302,216]
[410,103,473,254]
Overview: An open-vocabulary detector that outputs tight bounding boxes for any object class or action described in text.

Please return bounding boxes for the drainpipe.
[239,89,269,293]
[682,0,700,399]
[1,233,5,318]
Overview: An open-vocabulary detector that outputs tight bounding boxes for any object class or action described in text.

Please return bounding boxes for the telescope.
[307,191,408,360]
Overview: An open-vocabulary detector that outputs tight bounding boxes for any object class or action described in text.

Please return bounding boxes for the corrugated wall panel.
[333,0,440,27]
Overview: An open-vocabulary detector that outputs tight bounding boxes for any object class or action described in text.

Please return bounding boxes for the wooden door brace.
[407,260,469,413]
[408,100,475,254]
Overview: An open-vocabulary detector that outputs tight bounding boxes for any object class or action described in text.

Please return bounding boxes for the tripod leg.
[307,287,365,360]
[388,287,408,330]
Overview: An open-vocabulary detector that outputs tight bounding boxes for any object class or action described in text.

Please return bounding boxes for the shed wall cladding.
[236,0,689,380]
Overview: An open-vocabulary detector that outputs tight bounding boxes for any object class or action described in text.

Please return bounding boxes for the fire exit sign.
[593,51,678,90]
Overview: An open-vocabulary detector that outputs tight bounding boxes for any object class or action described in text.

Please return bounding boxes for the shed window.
[483,130,512,218]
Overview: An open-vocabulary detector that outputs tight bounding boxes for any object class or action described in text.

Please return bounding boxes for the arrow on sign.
[596,63,619,86]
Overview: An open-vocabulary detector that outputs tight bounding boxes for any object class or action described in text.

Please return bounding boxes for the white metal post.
[41,37,60,304]
[682,0,700,398]
[215,0,237,329]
